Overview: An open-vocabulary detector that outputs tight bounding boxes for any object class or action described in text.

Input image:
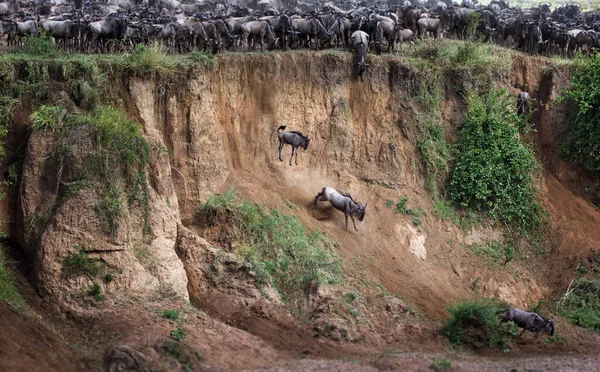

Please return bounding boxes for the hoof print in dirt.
[104,345,150,372]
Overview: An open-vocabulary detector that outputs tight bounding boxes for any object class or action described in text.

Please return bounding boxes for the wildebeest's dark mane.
[289,130,307,139]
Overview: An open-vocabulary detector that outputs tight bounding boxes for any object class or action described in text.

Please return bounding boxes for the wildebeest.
[276,125,311,166]
[500,307,555,343]
[417,17,444,40]
[241,20,277,51]
[311,187,367,232]
[351,30,369,80]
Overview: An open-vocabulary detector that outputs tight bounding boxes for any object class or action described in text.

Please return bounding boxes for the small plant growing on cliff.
[87,282,104,302]
[162,309,181,321]
[30,105,66,132]
[170,326,187,341]
[63,245,104,279]
[95,185,125,241]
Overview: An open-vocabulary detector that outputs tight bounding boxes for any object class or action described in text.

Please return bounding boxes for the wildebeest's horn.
[364,203,368,208]
[308,135,312,140]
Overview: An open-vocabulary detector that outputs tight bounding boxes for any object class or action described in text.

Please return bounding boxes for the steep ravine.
[3,51,600,370]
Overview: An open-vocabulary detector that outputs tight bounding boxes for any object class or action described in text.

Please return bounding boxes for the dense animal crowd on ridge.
[0,0,598,57]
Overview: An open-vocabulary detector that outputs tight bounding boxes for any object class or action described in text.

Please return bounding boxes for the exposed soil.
[2,49,600,371]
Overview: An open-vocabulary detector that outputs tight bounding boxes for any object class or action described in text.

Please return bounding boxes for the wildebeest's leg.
[295,147,299,165]
[278,141,284,161]
[344,214,349,232]
[350,215,357,231]
[289,146,295,166]
[515,329,527,339]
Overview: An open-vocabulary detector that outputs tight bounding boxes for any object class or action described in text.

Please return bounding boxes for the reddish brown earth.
[2,49,600,371]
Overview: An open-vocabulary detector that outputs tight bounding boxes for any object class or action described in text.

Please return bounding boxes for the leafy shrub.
[30,105,65,132]
[449,89,545,235]
[444,298,517,351]
[558,278,600,332]
[198,188,343,311]
[0,246,27,312]
[63,246,104,278]
[162,309,181,321]
[561,53,600,190]
[103,273,113,283]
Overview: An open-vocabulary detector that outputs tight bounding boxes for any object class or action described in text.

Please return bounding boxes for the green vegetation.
[0,247,27,311]
[198,188,343,313]
[29,104,66,132]
[103,273,113,283]
[558,278,600,331]
[430,358,453,371]
[466,240,515,264]
[87,282,104,302]
[162,309,181,321]
[444,298,518,351]
[22,30,62,57]
[449,89,545,236]
[61,106,152,238]
[63,246,104,279]
[392,197,424,226]
[561,52,600,201]
[170,326,187,341]
[558,251,600,332]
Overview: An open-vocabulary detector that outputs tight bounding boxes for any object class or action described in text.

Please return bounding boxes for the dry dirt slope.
[135,51,597,314]
[2,50,600,370]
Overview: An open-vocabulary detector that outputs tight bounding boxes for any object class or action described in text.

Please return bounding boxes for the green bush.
[0,247,27,312]
[449,89,545,235]
[558,278,600,332]
[444,298,517,351]
[198,188,343,311]
[561,53,600,188]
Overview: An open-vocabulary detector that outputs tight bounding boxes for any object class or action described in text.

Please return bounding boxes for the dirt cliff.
[2,50,600,370]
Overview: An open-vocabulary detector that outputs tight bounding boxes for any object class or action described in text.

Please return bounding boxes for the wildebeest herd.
[1,0,599,61]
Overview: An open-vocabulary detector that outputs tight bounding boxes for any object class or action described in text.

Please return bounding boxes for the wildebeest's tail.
[271,125,286,142]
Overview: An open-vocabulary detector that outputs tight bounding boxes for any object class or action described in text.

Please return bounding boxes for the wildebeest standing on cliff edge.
[351,30,369,80]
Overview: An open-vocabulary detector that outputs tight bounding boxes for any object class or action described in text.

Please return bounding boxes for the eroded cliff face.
[11,51,595,324]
